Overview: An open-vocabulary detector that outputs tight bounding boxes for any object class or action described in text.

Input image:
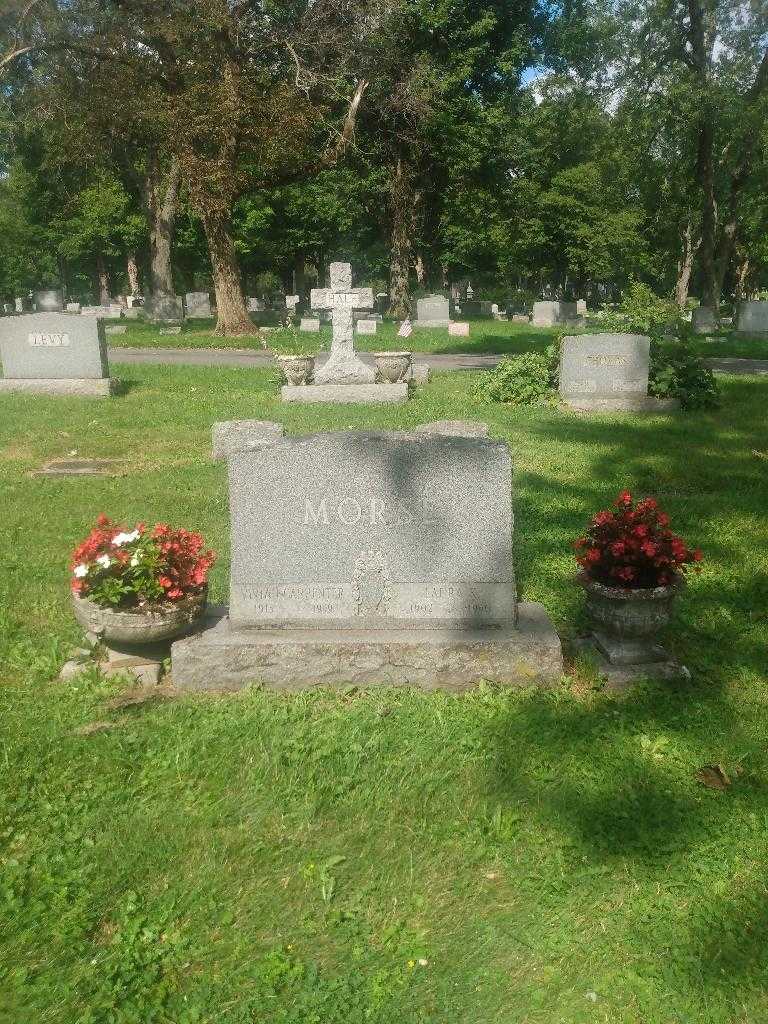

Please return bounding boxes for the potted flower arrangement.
[273,316,315,385]
[70,515,216,645]
[574,491,702,664]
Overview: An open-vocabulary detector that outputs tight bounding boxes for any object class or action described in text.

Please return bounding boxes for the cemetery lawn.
[107,316,768,360]
[2,364,768,1023]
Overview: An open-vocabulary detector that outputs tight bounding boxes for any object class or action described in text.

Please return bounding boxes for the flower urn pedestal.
[574,575,689,688]
[276,355,315,386]
[64,592,208,686]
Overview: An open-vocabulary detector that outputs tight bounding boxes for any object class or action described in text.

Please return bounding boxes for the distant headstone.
[576,299,588,315]
[185,292,212,318]
[66,302,82,314]
[415,294,450,328]
[532,300,578,326]
[356,319,378,335]
[559,334,678,413]
[736,301,768,334]
[3,303,14,315]
[80,306,108,316]
[146,294,185,322]
[108,303,123,318]
[463,300,494,318]
[34,289,64,312]
[449,322,470,337]
[692,307,716,334]
[300,318,321,332]
[15,297,30,313]
[247,297,266,312]
[286,295,300,311]
[0,312,112,396]
[171,421,562,691]
[512,313,529,323]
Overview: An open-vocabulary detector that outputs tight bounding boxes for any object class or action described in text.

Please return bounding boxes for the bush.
[473,352,555,405]
[649,337,720,409]
[597,282,684,335]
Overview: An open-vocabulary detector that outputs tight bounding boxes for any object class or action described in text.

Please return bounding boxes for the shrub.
[649,336,720,409]
[473,352,555,405]
[574,491,702,588]
[70,515,216,609]
[597,282,684,335]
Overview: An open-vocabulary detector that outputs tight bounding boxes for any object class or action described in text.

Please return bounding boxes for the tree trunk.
[95,252,110,305]
[733,252,751,307]
[675,219,699,306]
[126,250,140,296]
[415,252,427,287]
[687,0,718,309]
[389,157,415,318]
[143,155,180,299]
[201,208,255,336]
[293,253,307,297]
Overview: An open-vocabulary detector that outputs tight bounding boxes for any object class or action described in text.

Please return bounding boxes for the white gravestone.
[310,262,375,385]
[300,318,321,333]
[449,322,470,337]
[356,319,378,335]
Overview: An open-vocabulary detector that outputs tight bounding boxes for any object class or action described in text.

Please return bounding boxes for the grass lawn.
[106,316,768,361]
[1,365,768,1023]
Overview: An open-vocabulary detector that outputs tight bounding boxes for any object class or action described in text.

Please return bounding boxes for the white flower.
[96,554,112,569]
[73,564,89,579]
[112,529,140,547]
[130,554,140,567]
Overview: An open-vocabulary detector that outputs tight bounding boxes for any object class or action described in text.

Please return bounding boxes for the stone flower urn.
[72,590,208,646]
[577,573,684,665]
[276,354,314,386]
[373,351,412,384]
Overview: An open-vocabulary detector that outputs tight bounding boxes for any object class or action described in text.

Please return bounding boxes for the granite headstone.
[185,292,212,318]
[415,294,450,328]
[0,312,112,396]
[736,301,768,334]
[559,333,677,412]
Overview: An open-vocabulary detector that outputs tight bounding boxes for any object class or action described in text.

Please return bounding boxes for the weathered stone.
[299,318,321,332]
[185,292,212,318]
[159,326,182,335]
[532,300,578,326]
[281,383,408,404]
[449,322,470,337]
[410,364,430,383]
[66,302,82,314]
[146,294,185,322]
[35,289,64,312]
[512,313,529,323]
[212,419,284,460]
[463,300,494,318]
[171,606,563,692]
[310,263,375,385]
[59,659,88,682]
[559,333,679,413]
[105,325,127,335]
[576,299,588,315]
[736,301,768,334]
[80,306,108,316]
[692,307,716,334]
[415,294,450,328]
[247,297,265,312]
[356,319,378,335]
[33,458,121,477]
[0,312,112,396]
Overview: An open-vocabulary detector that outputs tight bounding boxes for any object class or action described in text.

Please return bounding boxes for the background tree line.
[0,0,766,334]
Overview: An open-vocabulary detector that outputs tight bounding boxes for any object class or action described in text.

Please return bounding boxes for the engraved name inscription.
[305,497,385,526]
[565,379,597,393]
[28,333,71,347]
[584,354,627,366]
[612,379,645,393]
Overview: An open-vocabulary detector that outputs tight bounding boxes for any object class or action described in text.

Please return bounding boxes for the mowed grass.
[1,364,768,1023]
[107,315,768,360]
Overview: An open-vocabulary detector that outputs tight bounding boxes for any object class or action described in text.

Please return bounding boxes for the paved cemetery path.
[109,347,768,377]
[108,347,504,372]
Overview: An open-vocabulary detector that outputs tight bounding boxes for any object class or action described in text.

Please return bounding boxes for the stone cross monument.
[311,262,374,384]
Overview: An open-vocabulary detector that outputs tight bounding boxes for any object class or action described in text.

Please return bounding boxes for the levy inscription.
[29,332,71,347]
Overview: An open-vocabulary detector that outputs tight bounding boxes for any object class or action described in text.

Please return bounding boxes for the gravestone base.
[170,603,562,692]
[571,637,689,691]
[561,396,679,413]
[0,377,113,397]
[414,319,451,329]
[282,383,409,404]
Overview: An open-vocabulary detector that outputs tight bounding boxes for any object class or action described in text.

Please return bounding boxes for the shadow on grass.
[111,377,141,397]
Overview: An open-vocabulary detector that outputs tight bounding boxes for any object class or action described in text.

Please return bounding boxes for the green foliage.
[597,283,684,335]
[473,352,555,405]
[649,337,720,409]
